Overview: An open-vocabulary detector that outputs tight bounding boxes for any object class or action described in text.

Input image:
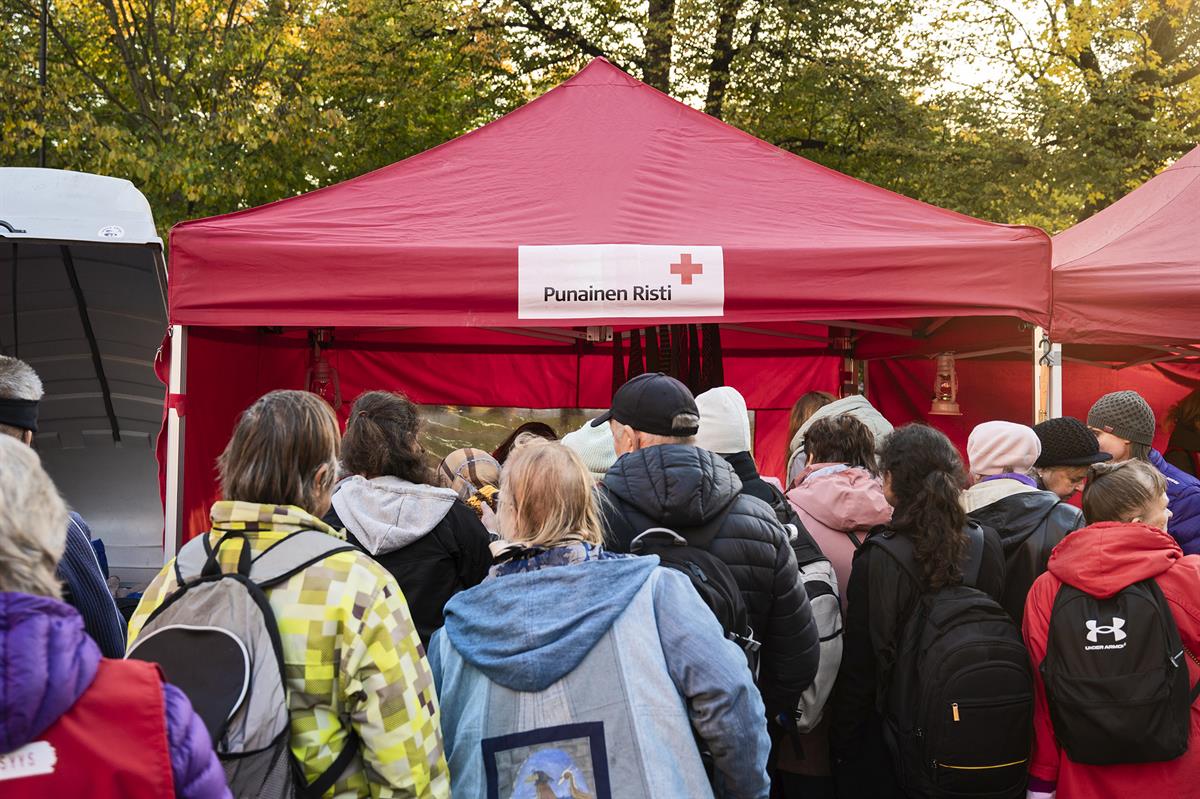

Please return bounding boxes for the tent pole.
[1050,340,1063,419]
[163,324,187,562]
[1034,327,1047,424]
[1033,327,1060,423]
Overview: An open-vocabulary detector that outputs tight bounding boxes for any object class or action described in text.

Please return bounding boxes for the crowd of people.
[2,352,1200,799]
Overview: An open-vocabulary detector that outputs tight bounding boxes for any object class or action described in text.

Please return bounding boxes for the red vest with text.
[0,658,175,798]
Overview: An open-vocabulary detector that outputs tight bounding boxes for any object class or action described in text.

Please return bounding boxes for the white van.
[0,168,167,590]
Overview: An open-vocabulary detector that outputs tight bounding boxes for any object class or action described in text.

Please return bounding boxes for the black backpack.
[1041,578,1200,764]
[631,504,761,670]
[867,524,1033,799]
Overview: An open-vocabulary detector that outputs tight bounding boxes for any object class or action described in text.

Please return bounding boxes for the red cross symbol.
[670,253,703,285]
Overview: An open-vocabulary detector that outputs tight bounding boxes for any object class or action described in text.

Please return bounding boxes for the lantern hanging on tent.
[929,352,962,416]
[307,328,342,411]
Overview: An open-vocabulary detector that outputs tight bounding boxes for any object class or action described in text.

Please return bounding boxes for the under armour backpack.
[868,524,1033,799]
[1040,578,1200,765]
[127,530,359,799]
[630,504,760,671]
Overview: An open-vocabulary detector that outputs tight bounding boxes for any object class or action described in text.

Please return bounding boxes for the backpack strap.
[174,533,212,583]
[174,532,250,582]
[866,523,986,590]
[297,732,361,799]
[174,529,354,586]
[865,529,923,586]
[250,530,358,588]
[962,522,986,588]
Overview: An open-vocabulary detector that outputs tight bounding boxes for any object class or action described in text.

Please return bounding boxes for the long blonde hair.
[499,441,605,547]
[0,435,68,598]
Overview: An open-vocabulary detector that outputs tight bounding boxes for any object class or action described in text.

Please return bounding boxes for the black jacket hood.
[603,444,743,529]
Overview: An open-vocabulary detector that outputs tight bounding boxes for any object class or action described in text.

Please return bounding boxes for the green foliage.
[0,0,515,233]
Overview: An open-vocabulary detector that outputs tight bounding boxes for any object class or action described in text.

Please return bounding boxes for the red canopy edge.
[1051,146,1200,346]
[168,58,1051,330]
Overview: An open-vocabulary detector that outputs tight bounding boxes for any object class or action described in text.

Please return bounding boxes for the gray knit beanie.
[1087,390,1155,446]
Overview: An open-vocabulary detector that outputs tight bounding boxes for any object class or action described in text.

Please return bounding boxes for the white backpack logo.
[1086,617,1127,643]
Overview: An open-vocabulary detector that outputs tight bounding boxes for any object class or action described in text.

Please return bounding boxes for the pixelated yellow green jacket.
[128,501,450,798]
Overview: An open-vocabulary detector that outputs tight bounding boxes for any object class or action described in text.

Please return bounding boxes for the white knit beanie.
[695,387,752,455]
[967,421,1042,477]
[561,416,618,482]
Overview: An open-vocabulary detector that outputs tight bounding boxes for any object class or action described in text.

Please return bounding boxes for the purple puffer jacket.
[0,592,230,799]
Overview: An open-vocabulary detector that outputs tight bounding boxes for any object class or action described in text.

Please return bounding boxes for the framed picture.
[481,722,611,799]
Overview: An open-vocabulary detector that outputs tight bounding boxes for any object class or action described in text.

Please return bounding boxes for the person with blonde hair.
[128,390,450,798]
[428,441,772,799]
[0,435,228,798]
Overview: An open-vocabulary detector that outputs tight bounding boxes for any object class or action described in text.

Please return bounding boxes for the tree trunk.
[704,0,745,119]
[644,0,675,92]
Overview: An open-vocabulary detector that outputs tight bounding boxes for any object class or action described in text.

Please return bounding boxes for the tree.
[0,0,515,232]
[957,0,1200,228]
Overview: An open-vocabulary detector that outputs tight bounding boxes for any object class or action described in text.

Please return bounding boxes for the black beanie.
[1033,417,1112,467]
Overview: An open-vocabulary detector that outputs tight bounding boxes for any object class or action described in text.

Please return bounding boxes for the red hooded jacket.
[1023,522,1200,798]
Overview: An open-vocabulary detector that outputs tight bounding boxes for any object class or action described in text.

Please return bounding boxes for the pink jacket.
[786,464,892,608]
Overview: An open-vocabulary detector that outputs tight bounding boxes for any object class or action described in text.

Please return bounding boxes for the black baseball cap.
[591,373,700,437]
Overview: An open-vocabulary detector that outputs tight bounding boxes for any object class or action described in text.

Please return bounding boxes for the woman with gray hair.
[0,435,228,798]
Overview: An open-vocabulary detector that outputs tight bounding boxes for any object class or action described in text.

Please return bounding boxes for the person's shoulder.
[1154,450,1200,488]
[1048,499,1085,526]
[64,511,92,541]
[716,495,791,554]
[976,522,1006,563]
[318,545,397,589]
[728,492,785,528]
[321,504,343,532]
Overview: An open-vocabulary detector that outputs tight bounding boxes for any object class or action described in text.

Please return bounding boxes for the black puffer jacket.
[600,444,820,714]
[966,490,1084,622]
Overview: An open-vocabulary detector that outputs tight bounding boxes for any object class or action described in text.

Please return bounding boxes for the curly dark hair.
[805,414,877,473]
[878,423,968,590]
[341,391,430,483]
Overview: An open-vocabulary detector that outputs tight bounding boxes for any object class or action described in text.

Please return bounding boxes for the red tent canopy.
[162,59,1054,544]
[169,58,1050,328]
[1051,146,1200,346]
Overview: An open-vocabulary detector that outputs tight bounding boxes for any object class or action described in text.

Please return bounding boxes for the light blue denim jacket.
[427,544,770,799]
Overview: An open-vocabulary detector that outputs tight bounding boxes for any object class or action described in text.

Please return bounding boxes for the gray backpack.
[128,530,358,799]
[785,523,843,733]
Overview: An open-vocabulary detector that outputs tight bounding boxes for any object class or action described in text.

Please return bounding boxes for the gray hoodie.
[331,475,458,555]
[786,395,894,486]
